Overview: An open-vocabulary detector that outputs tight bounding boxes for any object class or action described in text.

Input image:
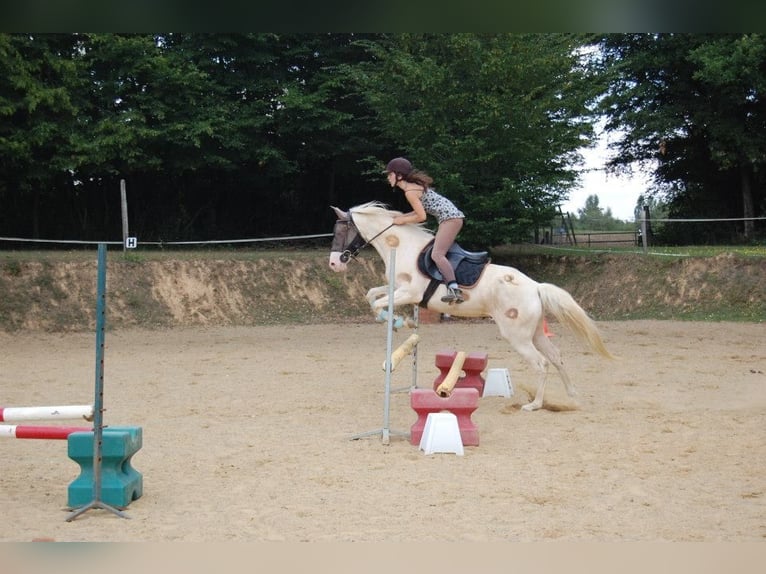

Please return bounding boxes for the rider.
[384,157,466,304]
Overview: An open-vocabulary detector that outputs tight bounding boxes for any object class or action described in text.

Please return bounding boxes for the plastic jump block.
[410,388,480,446]
[432,349,488,396]
[67,426,143,509]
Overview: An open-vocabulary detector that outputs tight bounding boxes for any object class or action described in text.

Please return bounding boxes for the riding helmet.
[384,157,413,176]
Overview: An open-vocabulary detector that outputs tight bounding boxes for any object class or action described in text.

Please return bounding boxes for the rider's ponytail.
[404,169,433,190]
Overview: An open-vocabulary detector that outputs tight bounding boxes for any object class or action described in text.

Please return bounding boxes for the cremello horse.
[328,201,613,411]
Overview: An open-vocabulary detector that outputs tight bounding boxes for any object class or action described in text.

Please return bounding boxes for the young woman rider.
[384,157,465,304]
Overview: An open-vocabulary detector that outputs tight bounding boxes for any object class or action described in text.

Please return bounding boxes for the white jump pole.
[0,405,94,422]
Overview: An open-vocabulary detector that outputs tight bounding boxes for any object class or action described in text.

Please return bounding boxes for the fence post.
[641,205,650,253]
[120,179,129,254]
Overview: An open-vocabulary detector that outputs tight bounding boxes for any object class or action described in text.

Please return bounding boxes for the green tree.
[0,33,604,245]
[594,33,766,241]
[257,33,389,224]
[572,193,634,231]
[577,194,608,229]
[145,33,386,237]
[345,33,599,248]
[76,34,237,174]
[0,33,81,237]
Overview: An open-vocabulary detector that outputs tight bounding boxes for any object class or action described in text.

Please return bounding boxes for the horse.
[328,201,614,411]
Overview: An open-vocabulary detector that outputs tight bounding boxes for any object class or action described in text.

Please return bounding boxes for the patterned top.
[420,188,465,223]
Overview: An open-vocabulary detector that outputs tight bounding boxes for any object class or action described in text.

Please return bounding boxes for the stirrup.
[441,287,464,304]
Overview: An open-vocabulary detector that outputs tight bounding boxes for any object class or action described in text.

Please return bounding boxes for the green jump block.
[67,426,143,509]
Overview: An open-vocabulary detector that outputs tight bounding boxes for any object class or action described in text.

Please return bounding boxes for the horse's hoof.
[375,310,404,330]
[521,402,542,412]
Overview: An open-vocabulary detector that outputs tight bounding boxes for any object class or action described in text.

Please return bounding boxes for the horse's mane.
[349,201,401,217]
[350,201,433,235]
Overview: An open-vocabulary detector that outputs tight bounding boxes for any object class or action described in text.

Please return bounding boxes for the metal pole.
[120,180,128,254]
[411,305,419,389]
[380,249,396,444]
[349,248,408,444]
[67,243,129,521]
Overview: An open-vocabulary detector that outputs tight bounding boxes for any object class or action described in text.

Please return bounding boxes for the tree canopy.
[1,33,763,248]
[592,33,766,240]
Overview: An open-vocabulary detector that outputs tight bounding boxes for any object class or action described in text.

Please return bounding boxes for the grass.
[0,245,334,263]
[493,243,766,259]
[3,242,766,265]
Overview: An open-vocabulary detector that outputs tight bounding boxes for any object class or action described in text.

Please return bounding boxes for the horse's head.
[328,206,365,272]
[329,202,414,271]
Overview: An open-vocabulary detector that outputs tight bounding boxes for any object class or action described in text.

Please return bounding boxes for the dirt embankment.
[0,251,763,332]
[518,251,765,321]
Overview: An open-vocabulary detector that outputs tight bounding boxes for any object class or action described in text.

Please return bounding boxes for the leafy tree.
[72,33,246,239]
[126,33,386,238]
[633,193,668,222]
[255,33,390,226]
[577,194,610,229]
[0,33,603,245]
[567,193,636,232]
[344,33,600,248]
[0,33,81,237]
[593,33,766,241]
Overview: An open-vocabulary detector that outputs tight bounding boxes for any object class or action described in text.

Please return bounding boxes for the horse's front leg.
[366,284,404,327]
[365,285,389,309]
[371,286,420,312]
[370,283,419,329]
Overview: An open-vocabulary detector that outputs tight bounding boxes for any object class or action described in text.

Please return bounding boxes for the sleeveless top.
[419,188,465,223]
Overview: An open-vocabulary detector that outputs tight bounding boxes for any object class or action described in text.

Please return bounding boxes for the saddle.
[417,240,490,307]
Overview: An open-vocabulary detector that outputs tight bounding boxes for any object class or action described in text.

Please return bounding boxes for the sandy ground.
[0,319,764,544]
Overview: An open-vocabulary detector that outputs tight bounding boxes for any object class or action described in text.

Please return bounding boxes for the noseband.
[332,214,394,263]
[332,219,366,263]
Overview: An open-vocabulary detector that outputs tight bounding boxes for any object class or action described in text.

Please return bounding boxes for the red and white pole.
[0,425,93,440]
[0,424,91,440]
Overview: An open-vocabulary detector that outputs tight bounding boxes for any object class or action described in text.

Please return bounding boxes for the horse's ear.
[331,206,349,221]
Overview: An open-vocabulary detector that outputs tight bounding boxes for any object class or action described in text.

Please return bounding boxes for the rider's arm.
[394,189,427,225]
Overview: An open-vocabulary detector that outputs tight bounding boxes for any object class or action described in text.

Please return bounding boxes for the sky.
[561,131,652,223]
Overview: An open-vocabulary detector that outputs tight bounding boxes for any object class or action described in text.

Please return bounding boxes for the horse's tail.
[537,283,614,359]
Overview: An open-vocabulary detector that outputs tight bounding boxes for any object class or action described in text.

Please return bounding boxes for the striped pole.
[0,405,94,422]
[0,425,91,440]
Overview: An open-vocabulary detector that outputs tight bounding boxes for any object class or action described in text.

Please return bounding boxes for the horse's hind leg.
[520,331,579,411]
[493,316,551,411]
[533,326,577,399]
[518,346,551,412]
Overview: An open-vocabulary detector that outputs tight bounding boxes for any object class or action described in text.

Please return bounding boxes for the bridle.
[332,213,394,263]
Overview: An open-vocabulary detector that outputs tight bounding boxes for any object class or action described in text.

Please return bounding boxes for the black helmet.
[384,157,413,176]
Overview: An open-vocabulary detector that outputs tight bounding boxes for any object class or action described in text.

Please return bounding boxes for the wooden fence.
[541,228,640,247]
